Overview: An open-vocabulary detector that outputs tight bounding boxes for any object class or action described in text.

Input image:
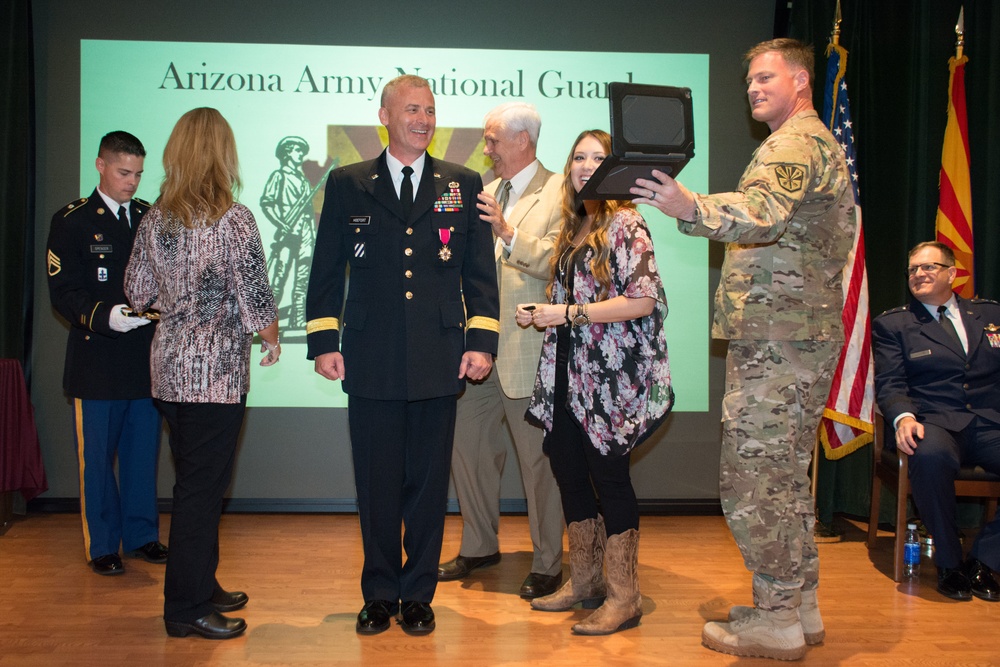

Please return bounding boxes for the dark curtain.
[783,0,1000,524]
[0,0,36,373]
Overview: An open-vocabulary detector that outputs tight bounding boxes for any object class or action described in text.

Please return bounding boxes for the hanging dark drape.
[0,0,36,371]
[783,0,1000,523]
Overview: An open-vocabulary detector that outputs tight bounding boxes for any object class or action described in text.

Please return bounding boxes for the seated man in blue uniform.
[46,131,167,575]
[306,75,500,635]
[873,241,1000,602]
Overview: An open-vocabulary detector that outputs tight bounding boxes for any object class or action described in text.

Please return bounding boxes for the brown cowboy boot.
[531,516,607,612]
[571,528,641,635]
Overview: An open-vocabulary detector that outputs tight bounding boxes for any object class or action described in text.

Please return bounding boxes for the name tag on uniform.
[350,216,371,226]
[909,349,932,359]
[91,244,112,253]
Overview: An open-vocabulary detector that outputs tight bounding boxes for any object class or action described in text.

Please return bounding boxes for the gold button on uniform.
[406,228,413,235]
[405,270,413,278]
[404,248,413,256]
[405,291,413,300]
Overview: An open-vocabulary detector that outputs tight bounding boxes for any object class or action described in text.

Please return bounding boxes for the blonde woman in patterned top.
[126,107,279,641]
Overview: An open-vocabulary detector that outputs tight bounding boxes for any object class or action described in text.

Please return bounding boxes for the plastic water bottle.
[903,522,921,580]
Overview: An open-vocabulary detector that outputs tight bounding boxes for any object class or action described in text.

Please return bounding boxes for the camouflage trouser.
[720,339,840,612]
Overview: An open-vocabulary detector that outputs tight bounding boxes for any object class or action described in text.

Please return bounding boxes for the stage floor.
[1,512,996,665]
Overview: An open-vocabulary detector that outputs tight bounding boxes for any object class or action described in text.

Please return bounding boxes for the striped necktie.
[496,180,512,213]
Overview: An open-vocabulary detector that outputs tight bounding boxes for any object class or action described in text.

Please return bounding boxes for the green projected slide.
[81,40,709,411]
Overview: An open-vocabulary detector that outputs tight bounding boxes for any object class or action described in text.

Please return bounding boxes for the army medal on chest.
[438,227,452,262]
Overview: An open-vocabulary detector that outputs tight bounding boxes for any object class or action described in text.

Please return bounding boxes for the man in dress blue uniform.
[46,131,167,575]
[873,241,1000,602]
[306,75,500,635]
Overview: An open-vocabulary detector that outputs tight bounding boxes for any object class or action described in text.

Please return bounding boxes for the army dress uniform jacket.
[678,110,857,342]
[306,151,499,401]
[46,190,154,400]
[873,296,1000,433]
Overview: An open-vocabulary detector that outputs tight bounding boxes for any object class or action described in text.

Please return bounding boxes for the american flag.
[818,42,875,459]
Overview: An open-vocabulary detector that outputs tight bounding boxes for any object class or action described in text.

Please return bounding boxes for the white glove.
[109,305,152,332]
[260,338,281,366]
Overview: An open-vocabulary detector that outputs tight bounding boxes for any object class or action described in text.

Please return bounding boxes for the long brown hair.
[158,107,241,228]
[550,129,636,300]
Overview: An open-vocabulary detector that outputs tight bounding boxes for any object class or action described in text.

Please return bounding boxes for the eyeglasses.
[906,262,953,277]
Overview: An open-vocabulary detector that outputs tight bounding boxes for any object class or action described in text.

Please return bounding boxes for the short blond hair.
[744,38,814,87]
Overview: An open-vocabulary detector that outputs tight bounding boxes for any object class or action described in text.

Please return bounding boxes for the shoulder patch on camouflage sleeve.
[773,164,806,193]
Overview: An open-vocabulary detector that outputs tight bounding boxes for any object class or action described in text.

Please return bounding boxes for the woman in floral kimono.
[516,129,673,635]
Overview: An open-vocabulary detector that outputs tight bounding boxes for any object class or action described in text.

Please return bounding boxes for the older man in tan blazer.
[439,103,565,598]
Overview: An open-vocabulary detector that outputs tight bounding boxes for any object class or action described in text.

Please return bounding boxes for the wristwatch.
[571,303,591,327]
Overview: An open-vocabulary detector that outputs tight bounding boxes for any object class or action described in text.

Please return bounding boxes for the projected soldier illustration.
[260,136,335,331]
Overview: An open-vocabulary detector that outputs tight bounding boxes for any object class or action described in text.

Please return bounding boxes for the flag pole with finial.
[934,5,975,298]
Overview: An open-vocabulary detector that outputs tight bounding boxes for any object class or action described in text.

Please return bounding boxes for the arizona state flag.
[935,54,974,298]
[818,40,874,460]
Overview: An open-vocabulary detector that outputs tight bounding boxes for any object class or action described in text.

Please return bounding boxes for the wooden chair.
[867,410,1000,581]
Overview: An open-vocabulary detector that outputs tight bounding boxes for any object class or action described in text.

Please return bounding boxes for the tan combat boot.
[702,608,807,661]
[727,588,824,644]
[531,516,607,611]
[571,528,641,635]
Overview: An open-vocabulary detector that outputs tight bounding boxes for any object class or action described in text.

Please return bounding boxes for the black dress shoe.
[964,558,1000,602]
[164,612,246,639]
[519,571,563,598]
[937,567,973,601]
[398,601,435,635]
[356,600,395,634]
[90,554,125,576]
[126,541,168,564]
[212,586,249,612]
[437,552,501,581]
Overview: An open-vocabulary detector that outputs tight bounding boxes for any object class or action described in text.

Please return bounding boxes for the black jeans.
[546,326,638,537]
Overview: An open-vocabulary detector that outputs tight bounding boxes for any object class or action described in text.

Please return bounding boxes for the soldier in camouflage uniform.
[633,38,856,660]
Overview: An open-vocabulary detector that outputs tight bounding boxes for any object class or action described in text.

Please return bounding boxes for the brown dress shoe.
[437,552,501,580]
[519,572,563,598]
